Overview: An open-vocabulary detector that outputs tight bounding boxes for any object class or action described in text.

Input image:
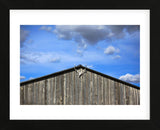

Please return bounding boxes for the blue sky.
[20,25,140,87]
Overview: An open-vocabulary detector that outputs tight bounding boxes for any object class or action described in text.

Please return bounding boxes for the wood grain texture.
[20,70,140,105]
[20,86,24,105]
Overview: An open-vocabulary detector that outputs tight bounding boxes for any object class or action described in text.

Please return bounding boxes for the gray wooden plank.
[128,85,131,105]
[56,75,60,105]
[71,71,74,105]
[106,78,109,105]
[40,80,43,105]
[108,79,111,105]
[58,75,61,105]
[49,78,53,105]
[126,85,129,105]
[52,77,56,104]
[20,86,24,105]
[61,74,64,105]
[129,86,132,105]
[36,82,39,104]
[102,77,105,105]
[90,72,93,105]
[69,71,72,105]
[63,74,66,105]
[138,90,140,105]
[47,79,51,105]
[30,83,34,104]
[75,71,79,105]
[79,73,83,105]
[134,89,137,105]
[38,82,41,105]
[120,83,124,105]
[134,88,136,105]
[138,89,140,105]
[137,89,139,105]
[38,81,42,104]
[93,73,97,105]
[41,80,45,105]
[66,72,70,105]
[109,79,112,105]
[33,82,36,104]
[85,71,89,105]
[104,78,107,105]
[73,71,76,105]
[28,84,32,105]
[54,77,57,104]
[83,71,86,105]
[110,80,115,105]
[132,88,135,105]
[87,71,90,105]
[123,84,126,105]
[117,82,119,105]
[24,85,27,104]
[100,75,103,105]
[114,81,117,105]
[135,89,137,105]
[45,80,47,105]
[116,82,119,105]
[98,75,101,105]
[132,87,134,105]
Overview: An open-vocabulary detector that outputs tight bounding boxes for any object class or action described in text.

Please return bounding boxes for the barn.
[20,65,140,105]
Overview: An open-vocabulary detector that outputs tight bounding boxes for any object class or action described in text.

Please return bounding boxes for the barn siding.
[20,69,140,105]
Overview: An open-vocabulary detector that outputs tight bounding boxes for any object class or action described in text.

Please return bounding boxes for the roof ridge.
[20,65,140,89]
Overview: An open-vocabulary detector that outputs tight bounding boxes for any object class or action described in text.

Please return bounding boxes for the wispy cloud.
[20,51,61,64]
[20,29,30,47]
[76,49,84,57]
[119,73,140,83]
[20,76,26,80]
[27,39,33,44]
[112,55,121,59]
[86,65,94,68]
[29,77,34,80]
[39,26,53,32]
[78,42,87,50]
[49,57,61,63]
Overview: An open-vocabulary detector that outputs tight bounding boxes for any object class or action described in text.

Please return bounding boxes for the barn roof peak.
[75,64,83,67]
[20,64,140,89]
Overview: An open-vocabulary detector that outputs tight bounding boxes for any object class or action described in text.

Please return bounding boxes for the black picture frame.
[0,0,158,129]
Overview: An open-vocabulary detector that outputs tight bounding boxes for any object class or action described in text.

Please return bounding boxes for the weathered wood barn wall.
[20,65,140,105]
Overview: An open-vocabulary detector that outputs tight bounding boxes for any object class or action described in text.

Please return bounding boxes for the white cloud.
[113,55,121,59]
[50,57,61,63]
[20,29,30,47]
[29,77,34,80]
[81,64,94,69]
[119,73,140,83]
[104,46,120,56]
[20,51,61,64]
[40,26,52,32]
[116,48,120,53]
[104,46,116,55]
[20,28,33,48]
[20,76,26,80]
[20,49,119,66]
[87,65,93,68]
[78,42,87,50]
[27,39,33,44]
[76,49,83,56]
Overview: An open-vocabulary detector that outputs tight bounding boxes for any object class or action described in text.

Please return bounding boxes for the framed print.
[10,10,149,120]
[0,0,158,129]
